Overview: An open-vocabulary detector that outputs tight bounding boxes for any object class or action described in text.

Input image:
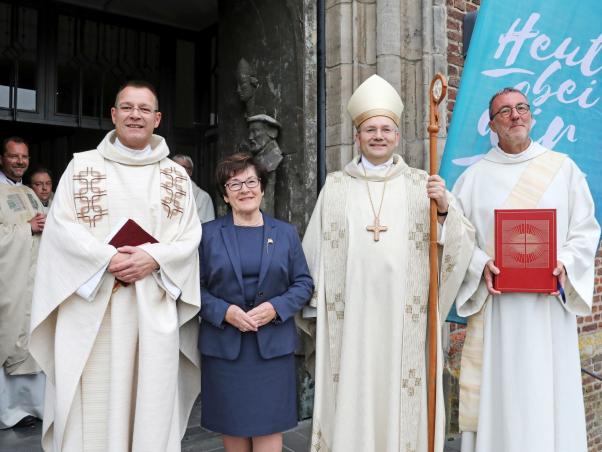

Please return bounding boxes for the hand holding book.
[493,209,557,293]
[107,219,159,285]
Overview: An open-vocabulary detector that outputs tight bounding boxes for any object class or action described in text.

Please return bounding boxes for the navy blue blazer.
[198,212,313,360]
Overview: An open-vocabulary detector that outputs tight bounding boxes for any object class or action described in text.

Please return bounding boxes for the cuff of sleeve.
[76,262,110,302]
[153,269,181,300]
[216,303,230,329]
[268,296,291,323]
[302,305,317,319]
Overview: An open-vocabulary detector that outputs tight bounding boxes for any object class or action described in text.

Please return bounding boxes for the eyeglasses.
[359,126,398,137]
[225,177,261,191]
[115,104,158,115]
[491,103,530,120]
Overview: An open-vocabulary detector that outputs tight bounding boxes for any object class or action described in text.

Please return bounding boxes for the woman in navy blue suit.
[199,152,313,452]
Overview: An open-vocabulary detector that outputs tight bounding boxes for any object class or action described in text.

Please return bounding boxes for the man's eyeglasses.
[225,177,261,191]
[491,103,530,120]
[359,126,398,137]
[115,104,158,115]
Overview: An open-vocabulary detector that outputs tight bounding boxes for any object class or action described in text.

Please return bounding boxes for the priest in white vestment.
[301,75,476,452]
[29,81,202,452]
[452,88,600,452]
[0,136,46,429]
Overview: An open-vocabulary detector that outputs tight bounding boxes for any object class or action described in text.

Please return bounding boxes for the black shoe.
[13,415,38,428]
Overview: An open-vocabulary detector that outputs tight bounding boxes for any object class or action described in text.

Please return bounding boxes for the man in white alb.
[0,136,45,429]
[30,80,202,452]
[301,74,475,452]
[453,88,600,452]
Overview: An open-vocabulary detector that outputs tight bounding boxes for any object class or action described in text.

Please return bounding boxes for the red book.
[493,209,556,293]
[109,219,158,248]
[109,219,158,287]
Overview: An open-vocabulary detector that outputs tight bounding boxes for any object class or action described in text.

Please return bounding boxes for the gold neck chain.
[361,161,393,241]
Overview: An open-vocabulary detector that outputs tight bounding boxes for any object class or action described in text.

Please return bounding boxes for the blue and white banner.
[440,0,601,323]
[441,0,602,225]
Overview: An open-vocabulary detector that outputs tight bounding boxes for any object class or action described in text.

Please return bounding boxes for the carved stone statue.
[236,58,259,117]
[247,114,282,215]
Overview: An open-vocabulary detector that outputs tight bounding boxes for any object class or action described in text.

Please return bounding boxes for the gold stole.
[320,171,349,390]
[0,184,42,221]
[459,150,566,431]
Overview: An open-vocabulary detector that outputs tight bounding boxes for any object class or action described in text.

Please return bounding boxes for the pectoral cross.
[366,217,387,241]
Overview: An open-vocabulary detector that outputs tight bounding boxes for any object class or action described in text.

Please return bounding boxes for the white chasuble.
[453,142,600,452]
[30,131,202,452]
[301,154,475,452]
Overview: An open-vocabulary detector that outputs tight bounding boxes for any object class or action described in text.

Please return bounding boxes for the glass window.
[174,40,195,128]
[0,3,11,109]
[102,72,121,119]
[0,59,11,109]
[16,7,37,111]
[99,25,161,119]
[56,15,78,115]
[81,20,101,117]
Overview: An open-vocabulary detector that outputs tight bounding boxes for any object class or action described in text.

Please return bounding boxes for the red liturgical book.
[109,219,158,248]
[108,219,158,287]
[493,209,557,293]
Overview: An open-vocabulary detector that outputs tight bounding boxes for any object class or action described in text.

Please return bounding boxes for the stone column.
[324,0,448,173]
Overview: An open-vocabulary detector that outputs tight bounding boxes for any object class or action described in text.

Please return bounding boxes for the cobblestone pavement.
[0,396,462,451]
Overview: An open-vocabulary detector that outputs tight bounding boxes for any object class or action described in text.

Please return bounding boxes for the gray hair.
[488,87,528,119]
[172,154,193,169]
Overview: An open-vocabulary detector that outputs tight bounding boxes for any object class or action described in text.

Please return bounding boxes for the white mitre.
[347,74,404,128]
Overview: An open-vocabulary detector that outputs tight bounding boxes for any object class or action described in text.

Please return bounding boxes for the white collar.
[360,155,394,171]
[114,137,152,157]
[0,170,21,186]
[494,139,533,159]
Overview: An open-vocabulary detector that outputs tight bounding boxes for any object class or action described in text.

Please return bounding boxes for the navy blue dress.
[201,225,297,436]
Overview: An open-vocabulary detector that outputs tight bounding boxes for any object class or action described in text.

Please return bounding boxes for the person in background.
[29,167,54,212]
[173,154,215,223]
[0,136,45,429]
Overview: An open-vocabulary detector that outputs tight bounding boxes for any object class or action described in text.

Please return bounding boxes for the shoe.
[13,415,38,428]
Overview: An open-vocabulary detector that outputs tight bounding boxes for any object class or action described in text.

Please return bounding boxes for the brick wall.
[446,0,479,124]
[444,1,602,450]
[580,245,602,452]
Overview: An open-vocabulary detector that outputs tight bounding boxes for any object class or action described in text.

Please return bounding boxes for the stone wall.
[580,244,602,452]
[444,1,602,449]
[445,0,479,124]
[216,0,317,232]
[323,0,448,173]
